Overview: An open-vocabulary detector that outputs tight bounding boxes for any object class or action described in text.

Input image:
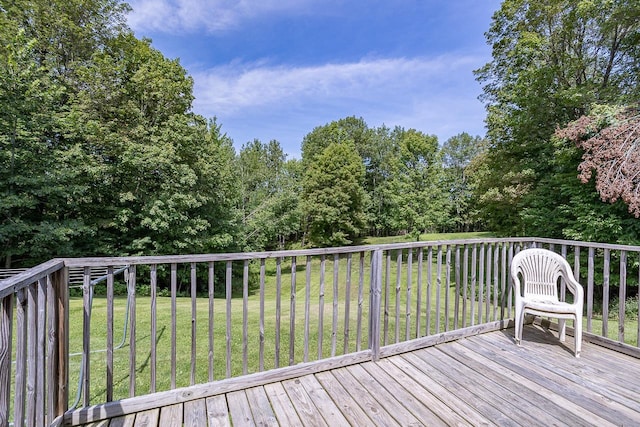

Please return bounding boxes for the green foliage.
[0,1,241,266]
[441,133,487,232]
[302,140,367,247]
[474,0,640,243]
[238,140,302,251]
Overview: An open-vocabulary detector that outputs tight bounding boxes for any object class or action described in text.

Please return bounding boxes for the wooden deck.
[66,324,640,426]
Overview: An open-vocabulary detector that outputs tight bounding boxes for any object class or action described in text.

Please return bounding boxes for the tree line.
[2,0,640,268]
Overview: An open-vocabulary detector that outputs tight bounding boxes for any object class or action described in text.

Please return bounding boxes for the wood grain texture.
[66,325,640,427]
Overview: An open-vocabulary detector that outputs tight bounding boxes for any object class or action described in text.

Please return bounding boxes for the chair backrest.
[511,248,569,301]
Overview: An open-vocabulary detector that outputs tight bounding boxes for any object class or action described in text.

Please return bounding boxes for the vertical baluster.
[289,256,297,366]
[500,243,504,320]
[436,246,442,333]
[170,263,177,389]
[259,259,266,372]
[304,256,311,363]
[603,249,610,338]
[0,293,13,427]
[462,245,468,327]
[507,244,514,318]
[383,250,391,346]
[485,244,492,323]
[416,248,424,337]
[470,244,477,326]
[13,291,25,422]
[587,248,594,333]
[318,255,326,359]
[344,254,352,354]
[150,265,157,393]
[445,246,451,332]
[493,244,499,322]
[637,253,640,348]
[106,267,114,402]
[82,267,91,406]
[395,250,402,343]
[369,250,383,361]
[478,244,485,325]
[454,246,461,329]
[225,261,232,378]
[242,260,249,375]
[356,252,365,352]
[426,247,433,334]
[331,254,339,357]
[619,251,627,343]
[406,248,413,340]
[208,262,215,382]
[275,258,282,368]
[128,266,137,397]
[26,282,37,425]
[191,263,198,384]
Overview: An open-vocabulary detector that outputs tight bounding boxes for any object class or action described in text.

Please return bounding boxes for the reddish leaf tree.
[557,106,640,217]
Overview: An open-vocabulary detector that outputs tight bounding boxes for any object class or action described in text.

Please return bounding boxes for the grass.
[361,231,496,245]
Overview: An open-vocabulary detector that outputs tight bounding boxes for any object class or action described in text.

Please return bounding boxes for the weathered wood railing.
[2,237,640,426]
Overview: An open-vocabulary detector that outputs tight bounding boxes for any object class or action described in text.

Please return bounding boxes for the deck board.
[67,325,640,426]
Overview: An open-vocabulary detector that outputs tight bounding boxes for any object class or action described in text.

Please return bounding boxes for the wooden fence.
[2,237,640,426]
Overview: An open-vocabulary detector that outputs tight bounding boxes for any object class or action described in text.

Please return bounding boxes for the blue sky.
[126,0,502,158]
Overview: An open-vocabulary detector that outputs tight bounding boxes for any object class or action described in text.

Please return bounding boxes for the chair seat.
[523,299,578,315]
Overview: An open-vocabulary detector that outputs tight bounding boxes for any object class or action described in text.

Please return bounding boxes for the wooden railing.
[2,237,640,426]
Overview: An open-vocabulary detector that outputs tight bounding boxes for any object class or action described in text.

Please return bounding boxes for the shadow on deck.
[65,324,640,426]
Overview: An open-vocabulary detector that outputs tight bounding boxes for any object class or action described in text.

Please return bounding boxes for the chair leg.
[558,318,566,342]
[515,306,525,345]
[574,315,582,358]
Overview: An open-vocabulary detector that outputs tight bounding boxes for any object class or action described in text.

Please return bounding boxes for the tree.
[0,1,241,265]
[556,104,640,217]
[238,139,301,250]
[302,141,366,247]
[441,133,486,232]
[474,0,640,237]
[387,129,447,239]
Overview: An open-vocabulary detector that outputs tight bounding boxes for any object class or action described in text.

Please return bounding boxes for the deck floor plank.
[226,390,255,426]
[376,356,495,427]
[440,340,600,427]
[346,363,424,426]
[465,330,640,426]
[66,326,640,427]
[412,346,548,426]
[314,370,375,426]
[132,408,158,427]
[329,367,401,426]
[296,374,350,426]
[479,328,640,414]
[360,359,459,426]
[245,386,278,426]
[158,403,182,426]
[183,399,207,427]
[205,395,231,427]
[281,376,328,426]
[262,382,303,426]
[388,354,498,427]
[106,414,135,427]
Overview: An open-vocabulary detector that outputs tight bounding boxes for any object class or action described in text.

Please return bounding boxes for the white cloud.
[193,55,477,115]
[189,55,487,156]
[127,0,324,33]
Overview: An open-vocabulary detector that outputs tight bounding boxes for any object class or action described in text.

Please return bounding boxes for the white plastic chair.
[510,248,584,357]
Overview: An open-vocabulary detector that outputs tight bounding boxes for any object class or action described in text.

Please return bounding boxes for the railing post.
[0,293,14,427]
[48,267,69,424]
[369,249,383,361]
